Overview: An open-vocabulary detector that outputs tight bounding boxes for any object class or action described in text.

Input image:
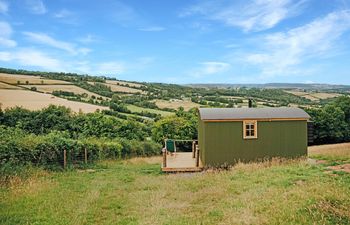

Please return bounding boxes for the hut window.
[243,120,257,139]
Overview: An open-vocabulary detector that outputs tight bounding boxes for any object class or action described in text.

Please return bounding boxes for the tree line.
[307,96,350,144]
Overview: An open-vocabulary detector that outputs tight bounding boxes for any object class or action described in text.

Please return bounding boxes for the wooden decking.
[161,152,203,172]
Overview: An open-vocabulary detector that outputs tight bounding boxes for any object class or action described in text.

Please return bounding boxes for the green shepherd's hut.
[198,107,310,167]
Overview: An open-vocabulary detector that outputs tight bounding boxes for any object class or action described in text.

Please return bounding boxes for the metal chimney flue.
[248,99,253,108]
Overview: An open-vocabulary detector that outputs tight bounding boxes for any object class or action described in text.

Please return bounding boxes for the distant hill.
[186,83,350,91]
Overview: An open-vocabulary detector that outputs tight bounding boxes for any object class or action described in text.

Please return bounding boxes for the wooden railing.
[196,146,200,167]
[162,140,200,170]
[162,148,167,168]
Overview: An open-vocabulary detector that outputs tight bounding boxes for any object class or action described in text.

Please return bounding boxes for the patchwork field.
[89,82,145,94]
[153,99,201,111]
[20,84,106,99]
[285,90,341,101]
[0,89,108,113]
[1,143,349,224]
[106,80,143,88]
[309,92,342,99]
[0,73,71,85]
[0,82,23,89]
[126,104,174,116]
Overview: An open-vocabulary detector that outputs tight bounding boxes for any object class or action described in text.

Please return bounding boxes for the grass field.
[153,99,201,111]
[21,84,106,99]
[0,73,71,85]
[1,144,349,224]
[309,92,342,100]
[89,82,145,94]
[285,90,341,101]
[309,143,350,161]
[0,82,23,90]
[0,89,108,113]
[106,80,143,88]
[127,104,174,117]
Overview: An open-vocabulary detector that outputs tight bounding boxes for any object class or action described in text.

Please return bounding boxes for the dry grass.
[127,156,163,165]
[153,99,201,111]
[0,89,109,113]
[309,142,350,161]
[126,104,174,117]
[106,80,143,88]
[285,90,342,101]
[1,144,350,224]
[285,90,308,96]
[309,92,341,99]
[89,81,145,94]
[0,82,23,89]
[20,84,106,99]
[285,90,319,101]
[0,73,71,85]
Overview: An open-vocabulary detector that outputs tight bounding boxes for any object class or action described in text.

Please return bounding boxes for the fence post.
[162,148,167,168]
[84,148,88,164]
[192,141,195,158]
[63,149,67,169]
[196,145,200,167]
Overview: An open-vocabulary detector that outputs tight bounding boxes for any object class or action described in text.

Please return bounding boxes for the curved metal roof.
[199,107,310,121]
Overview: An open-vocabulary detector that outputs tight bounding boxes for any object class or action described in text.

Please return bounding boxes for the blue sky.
[0,0,350,84]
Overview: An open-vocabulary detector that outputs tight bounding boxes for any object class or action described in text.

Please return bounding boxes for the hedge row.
[0,126,161,169]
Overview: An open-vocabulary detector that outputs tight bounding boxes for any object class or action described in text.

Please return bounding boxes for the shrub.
[0,126,161,171]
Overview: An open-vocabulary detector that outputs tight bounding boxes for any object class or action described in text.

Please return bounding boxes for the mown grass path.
[1,147,350,225]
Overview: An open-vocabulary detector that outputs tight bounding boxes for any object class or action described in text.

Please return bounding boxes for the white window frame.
[243,120,257,139]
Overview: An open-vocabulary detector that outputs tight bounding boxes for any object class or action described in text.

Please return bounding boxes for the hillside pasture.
[20,84,106,99]
[1,143,350,224]
[88,82,145,94]
[0,89,108,113]
[309,142,350,161]
[0,82,23,89]
[153,99,201,111]
[309,92,341,100]
[285,90,341,101]
[127,104,174,117]
[106,80,143,88]
[0,73,71,85]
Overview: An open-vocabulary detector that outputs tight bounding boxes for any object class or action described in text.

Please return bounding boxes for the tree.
[32,105,72,134]
[152,109,198,143]
[308,105,348,144]
[332,96,350,123]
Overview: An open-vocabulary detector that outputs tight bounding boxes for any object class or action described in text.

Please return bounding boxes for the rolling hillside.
[0,68,347,120]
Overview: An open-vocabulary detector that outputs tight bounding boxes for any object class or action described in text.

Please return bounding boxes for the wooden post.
[192,141,195,158]
[162,148,167,168]
[196,146,200,167]
[63,149,67,169]
[84,148,88,164]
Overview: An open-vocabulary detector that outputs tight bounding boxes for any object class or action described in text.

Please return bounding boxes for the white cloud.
[77,47,92,55]
[23,32,91,55]
[0,37,16,48]
[54,9,73,18]
[0,1,8,14]
[112,1,138,25]
[26,0,47,14]
[181,0,306,32]
[0,21,16,47]
[53,9,80,25]
[243,10,350,77]
[0,51,11,61]
[0,49,63,71]
[138,26,165,32]
[78,34,98,44]
[190,61,231,77]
